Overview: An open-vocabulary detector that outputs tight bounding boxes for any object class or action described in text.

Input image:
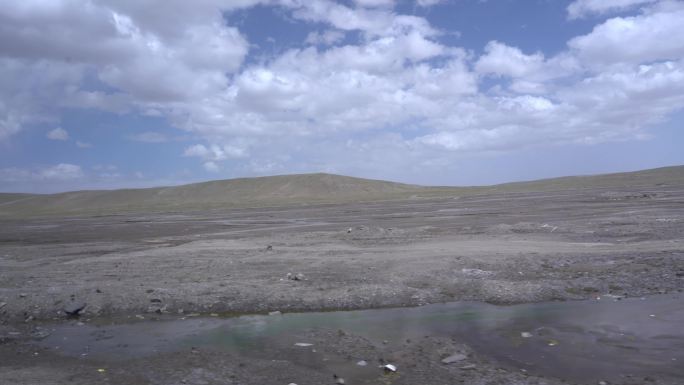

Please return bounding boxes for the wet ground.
[1,185,684,384]
[30,293,684,385]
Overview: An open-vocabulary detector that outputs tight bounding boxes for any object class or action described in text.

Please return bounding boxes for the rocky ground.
[1,185,683,384]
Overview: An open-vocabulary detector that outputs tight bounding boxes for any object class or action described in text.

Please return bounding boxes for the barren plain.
[1,168,683,384]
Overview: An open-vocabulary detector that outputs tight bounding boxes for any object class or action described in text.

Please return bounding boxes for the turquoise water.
[39,293,684,383]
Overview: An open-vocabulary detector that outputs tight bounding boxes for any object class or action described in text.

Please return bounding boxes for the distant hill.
[1,166,683,218]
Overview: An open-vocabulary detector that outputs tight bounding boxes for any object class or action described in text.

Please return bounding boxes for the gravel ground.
[1,185,683,384]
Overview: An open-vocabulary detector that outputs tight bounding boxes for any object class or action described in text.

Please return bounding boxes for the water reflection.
[40,293,684,382]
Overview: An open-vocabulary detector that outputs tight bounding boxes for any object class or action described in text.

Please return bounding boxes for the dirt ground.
[1,185,683,384]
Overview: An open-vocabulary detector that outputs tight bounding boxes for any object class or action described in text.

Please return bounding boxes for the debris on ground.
[441,353,467,364]
[521,332,533,338]
[383,364,397,373]
[294,342,313,347]
[356,360,368,366]
[287,273,305,281]
[333,374,345,384]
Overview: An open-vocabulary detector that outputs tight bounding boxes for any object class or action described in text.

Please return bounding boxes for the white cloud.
[567,0,656,19]
[40,164,83,180]
[0,163,84,182]
[416,0,444,6]
[184,143,247,162]
[76,141,92,148]
[305,29,345,46]
[1,0,684,182]
[203,161,220,173]
[568,5,684,66]
[353,0,395,7]
[47,127,69,140]
[476,41,545,78]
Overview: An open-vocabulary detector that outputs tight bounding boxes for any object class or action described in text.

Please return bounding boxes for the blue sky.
[1,0,683,193]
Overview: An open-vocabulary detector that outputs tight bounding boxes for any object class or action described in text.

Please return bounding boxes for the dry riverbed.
[1,185,683,384]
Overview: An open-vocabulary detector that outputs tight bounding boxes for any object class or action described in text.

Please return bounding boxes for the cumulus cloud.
[476,41,545,78]
[1,0,684,179]
[416,0,444,7]
[0,163,84,182]
[47,127,69,140]
[353,0,395,7]
[567,0,657,19]
[304,29,345,46]
[568,4,684,66]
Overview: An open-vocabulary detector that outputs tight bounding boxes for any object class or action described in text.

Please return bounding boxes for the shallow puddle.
[38,293,684,383]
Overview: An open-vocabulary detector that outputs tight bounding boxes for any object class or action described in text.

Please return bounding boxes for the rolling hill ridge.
[1,166,683,218]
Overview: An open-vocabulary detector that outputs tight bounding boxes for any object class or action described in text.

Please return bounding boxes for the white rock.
[441,353,467,364]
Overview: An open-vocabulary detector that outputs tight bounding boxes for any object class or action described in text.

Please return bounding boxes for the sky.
[1,0,683,193]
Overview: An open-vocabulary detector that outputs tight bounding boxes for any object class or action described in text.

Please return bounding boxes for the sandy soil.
[1,185,683,384]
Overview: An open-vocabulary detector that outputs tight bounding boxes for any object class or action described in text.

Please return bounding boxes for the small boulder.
[63,302,87,317]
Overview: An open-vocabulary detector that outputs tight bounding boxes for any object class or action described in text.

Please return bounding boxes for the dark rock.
[63,302,87,317]
[150,298,162,303]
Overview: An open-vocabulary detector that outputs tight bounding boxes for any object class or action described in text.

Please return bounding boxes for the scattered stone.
[19,293,27,298]
[383,364,397,373]
[294,342,313,347]
[356,360,368,366]
[441,353,467,364]
[95,289,102,293]
[287,273,305,281]
[266,245,273,251]
[0,302,6,310]
[269,311,282,316]
[30,327,51,339]
[598,381,608,385]
[333,374,345,384]
[547,339,559,346]
[521,332,533,338]
[460,364,477,370]
[347,228,352,233]
[150,298,162,303]
[63,302,87,317]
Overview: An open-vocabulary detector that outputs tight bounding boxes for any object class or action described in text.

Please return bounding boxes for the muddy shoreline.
[2,185,684,384]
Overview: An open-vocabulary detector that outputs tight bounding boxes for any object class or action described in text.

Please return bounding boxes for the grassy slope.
[1,166,682,218]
